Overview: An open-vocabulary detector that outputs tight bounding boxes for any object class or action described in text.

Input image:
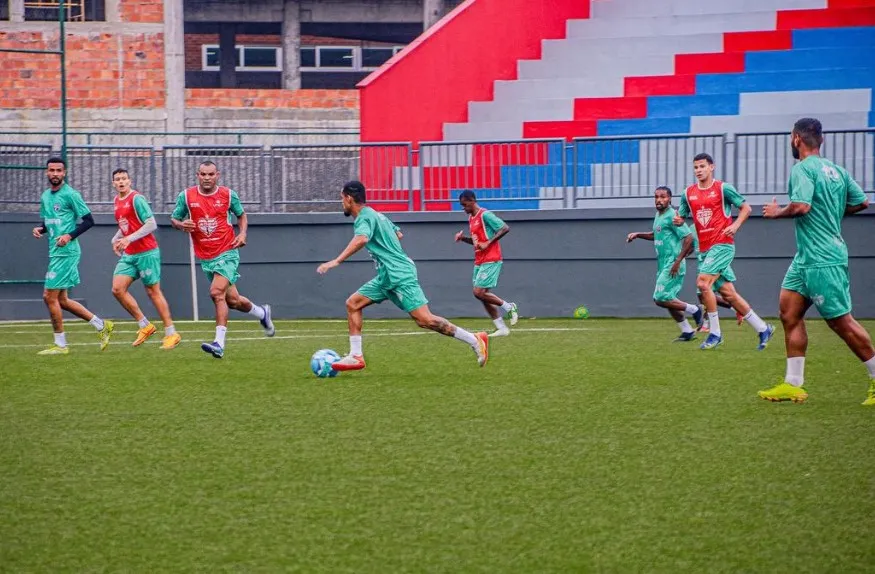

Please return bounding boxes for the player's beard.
[48,176,62,186]
[343,207,351,217]
[790,141,800,160]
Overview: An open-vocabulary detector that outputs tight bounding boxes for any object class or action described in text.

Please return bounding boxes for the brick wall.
[0,30,165,109]
[186,88,359,109]
[121,0,164,23]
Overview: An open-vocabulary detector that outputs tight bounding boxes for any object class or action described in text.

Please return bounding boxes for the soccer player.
[758,118,875,405]
[32,157,114,354]
[674,153,774,350]
[110,168,181,349]
[454,190,519,337]
[317,181,489,371]
[626,186,703,341]
[170,160,274,358]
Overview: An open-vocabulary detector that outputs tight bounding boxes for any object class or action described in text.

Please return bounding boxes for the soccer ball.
[310,349,341,378]
[573,305,590,319]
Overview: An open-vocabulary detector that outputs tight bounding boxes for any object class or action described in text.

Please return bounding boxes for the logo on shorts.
[696,208,713,228]
[812,294,825,307]
[478,271,488,280]
[656,284,664,292]
[46,271,56,279]
[704,255,715,266]
[118,217,130,234]
[197,217,218,236]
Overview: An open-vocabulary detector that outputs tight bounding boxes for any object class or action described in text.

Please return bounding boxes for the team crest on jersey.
[118,217,130,234]
[197,217,218,236]
[696,208,713,227]
[655,225,662,232]
[53,203,61,212]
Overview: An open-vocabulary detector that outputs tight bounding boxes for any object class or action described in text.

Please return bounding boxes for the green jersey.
[788,155,868,268]
[653,207,692,270]
[39,183,91,258]
[353,206,417,286]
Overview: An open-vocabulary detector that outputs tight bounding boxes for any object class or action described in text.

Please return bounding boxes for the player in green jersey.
[627,186,703,341]
[32,157,114,354]
[317,181,489,371]
[759,118,875,405]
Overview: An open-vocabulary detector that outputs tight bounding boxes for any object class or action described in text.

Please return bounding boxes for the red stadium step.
[422,165,502,189]
[471,142,552,166]
[573,97,647,120]
[777,7,875,28]
[624,75,697,97]
[828,0,875,8]
[675,52,746,75]
[723,30,793,52]
[523,120,597,140]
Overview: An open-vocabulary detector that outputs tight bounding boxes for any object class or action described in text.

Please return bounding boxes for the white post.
[189,235,199,322]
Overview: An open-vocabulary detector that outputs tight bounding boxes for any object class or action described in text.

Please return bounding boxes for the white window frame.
[300,45,406,72]
[201,44,283,72]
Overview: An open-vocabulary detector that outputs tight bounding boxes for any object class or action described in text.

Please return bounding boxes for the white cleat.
[489,328,510,338]
[507,302,519,326]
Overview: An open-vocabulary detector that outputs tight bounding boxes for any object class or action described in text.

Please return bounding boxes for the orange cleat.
[132,323,157,347]
[332,354,366,372]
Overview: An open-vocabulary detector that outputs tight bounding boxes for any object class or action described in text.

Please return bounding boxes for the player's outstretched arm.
[231,212,248,248]
[626,231,654,242]
[762,197,811,219]
[56,213,95,247]
[454,230,474,245]
[317,235,369,275]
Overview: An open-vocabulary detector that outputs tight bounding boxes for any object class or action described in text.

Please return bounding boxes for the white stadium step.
[566,12,778,38]
[591,0,825,19]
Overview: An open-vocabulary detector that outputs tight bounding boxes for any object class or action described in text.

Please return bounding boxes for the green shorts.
[357,277,429,314]
[653,265,686,302]
[45,255,80,290]
[782,261,851,320]
[473,261,503,289]
[114,248,161,286]
[698,244,736,289]
[201,249,240,285]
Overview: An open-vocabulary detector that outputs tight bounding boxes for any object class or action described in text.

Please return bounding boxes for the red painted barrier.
[358,0,591,144]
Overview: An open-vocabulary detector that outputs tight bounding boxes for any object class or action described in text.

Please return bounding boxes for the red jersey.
[114,191,158,255]
[681,180,745,253]
[184,186,238,261]
[469,208,503,265]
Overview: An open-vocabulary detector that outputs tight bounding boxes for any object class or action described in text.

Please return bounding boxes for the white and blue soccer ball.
[310,349,341,378]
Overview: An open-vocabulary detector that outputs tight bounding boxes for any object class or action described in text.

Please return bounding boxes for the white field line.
[0,327,592,349]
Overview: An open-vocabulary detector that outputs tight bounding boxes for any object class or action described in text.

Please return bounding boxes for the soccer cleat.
[37,345,69,355]
[201,341,224,359]
[700,333,723,350]
[692,306,704,331]
[98,319,114,351]
[674,331,696,342]
[757,324,776,351]
[489,327,510,338]
[161,332,182,350]
[260,304,275,337]
[863,380,875,406]
[331,354,366,371]
[758,382,808,403]
[132,323,157,347]
[475,331,489,367]
[506,303,519,326]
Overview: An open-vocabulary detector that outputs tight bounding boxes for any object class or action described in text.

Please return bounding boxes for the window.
[318,47,354,69]
[24,0,105,21]
[202,45,282,72]
[361,48,394,68]
[300,45,405,71]
[300,47,316,68]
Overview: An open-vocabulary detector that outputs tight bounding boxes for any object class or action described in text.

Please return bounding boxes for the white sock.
[677,319,694,334]
[453,327,479,348]
[350,335,362,356]
[165,325,176,336]
[248,304,266,320]
[89,315,105,331]
[786,357,805,387]
[137,317,150,329]
[744,309,767,333]
[500,301,513,313]
[708,312,721,337]
[864,355,875,379]
[493,317,507,330]
[215,325,227,348]
[54,332,66,348]
[685,303,699,315]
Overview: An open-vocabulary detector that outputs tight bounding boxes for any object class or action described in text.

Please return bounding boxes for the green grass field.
[1,317,873,572]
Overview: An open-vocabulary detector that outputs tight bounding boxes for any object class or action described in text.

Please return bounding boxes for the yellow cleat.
[37,345,69,355]
[161,332,182,350]
[863,380,875,407]
[98,319,114,351]
[758,382,808,403]
[132,323,157,347]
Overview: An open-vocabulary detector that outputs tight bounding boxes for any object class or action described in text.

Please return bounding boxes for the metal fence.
[2,130,872,213]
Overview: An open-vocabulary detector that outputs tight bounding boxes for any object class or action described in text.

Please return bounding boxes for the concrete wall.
[2,209,874,321]
[183,0,426,24]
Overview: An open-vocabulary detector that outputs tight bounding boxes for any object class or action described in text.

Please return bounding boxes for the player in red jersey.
[454,191,518,337]
[110,168,180,349]
[170,161,274,358]
[673,153,774,350]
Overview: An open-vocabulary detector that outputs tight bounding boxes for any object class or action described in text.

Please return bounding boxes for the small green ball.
[573,305,590,319]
